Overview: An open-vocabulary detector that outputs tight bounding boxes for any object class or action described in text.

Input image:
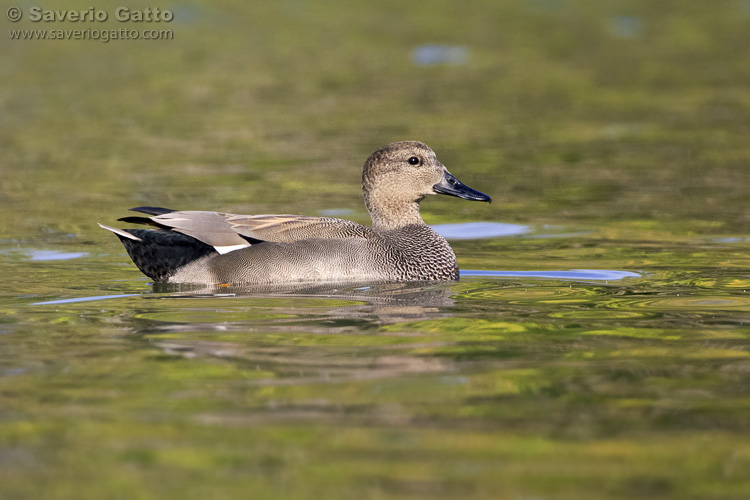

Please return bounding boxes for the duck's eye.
[407,156,421,166]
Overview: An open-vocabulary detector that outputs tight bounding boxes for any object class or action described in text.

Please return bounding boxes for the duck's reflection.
[126,281,461,384]
[147,279,457,326]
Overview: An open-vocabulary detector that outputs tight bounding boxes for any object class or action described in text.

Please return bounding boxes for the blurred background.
[3,0,748,240]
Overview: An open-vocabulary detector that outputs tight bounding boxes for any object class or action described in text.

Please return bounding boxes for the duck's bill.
[433,171,491,202]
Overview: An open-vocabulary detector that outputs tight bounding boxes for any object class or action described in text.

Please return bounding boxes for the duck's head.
[362,141,490,228]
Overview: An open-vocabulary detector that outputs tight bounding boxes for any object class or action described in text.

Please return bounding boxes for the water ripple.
[432,222,530,239]
[461,269,641,281]
[31,294,140,306]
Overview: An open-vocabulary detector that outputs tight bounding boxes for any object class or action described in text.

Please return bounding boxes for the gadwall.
[100,141,491,284]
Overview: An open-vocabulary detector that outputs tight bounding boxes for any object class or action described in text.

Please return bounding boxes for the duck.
[99,140,491,284]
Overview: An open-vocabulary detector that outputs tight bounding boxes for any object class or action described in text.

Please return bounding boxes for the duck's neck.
[364,191,425,231]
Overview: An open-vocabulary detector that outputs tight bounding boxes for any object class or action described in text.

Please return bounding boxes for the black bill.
[433,171,491,202]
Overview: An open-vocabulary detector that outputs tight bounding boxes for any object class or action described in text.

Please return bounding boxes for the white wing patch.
[212,243,251,255]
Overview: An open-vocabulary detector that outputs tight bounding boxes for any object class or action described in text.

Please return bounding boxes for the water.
[3,236,748,499]
[432,222,531,239]
[412,45,470,66]
[3,1,750,499]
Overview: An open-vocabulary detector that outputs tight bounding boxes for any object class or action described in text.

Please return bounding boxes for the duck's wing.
[121,207,372,255]
[226,214,373,242]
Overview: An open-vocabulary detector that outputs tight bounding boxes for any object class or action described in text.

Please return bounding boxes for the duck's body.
[100,141,490,285]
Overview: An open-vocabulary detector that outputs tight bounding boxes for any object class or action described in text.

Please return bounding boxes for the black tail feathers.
[112,228,216,282]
